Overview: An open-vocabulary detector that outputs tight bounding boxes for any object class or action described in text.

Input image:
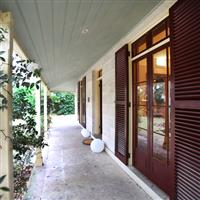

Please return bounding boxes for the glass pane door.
[152,48,171,162]
[136,58,148,151]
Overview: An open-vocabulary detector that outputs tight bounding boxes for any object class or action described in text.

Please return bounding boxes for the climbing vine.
[0,26,46,199]
[0,27,9,110]
[0,27,10,199]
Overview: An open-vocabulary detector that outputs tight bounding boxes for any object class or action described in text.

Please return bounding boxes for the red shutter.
[170,0,200,199]
[115,44,129,165]
[81,77,86,128]
[77,81,80,122]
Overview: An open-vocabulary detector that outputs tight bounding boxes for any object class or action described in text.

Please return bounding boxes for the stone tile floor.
[24,115,151,200]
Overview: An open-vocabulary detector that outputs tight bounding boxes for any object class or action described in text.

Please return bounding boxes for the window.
[131,18,169,57]
[152,20,169,45]
[132,35,147,57]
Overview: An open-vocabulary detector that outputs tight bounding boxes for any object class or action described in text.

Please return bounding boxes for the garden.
[0,26,75,199]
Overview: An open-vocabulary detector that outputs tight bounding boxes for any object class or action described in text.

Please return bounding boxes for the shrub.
[51,92,75,115]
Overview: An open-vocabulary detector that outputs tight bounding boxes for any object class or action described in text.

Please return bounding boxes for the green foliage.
[12,87,46,161]
[51,92,75,115]
[12,58,46,198]
[0,28,8,110]
[154,78,165,105]
[13,87,35,119]
[12,58,41,90]
[47,95,52,115]
[0,27,10,200]
[40,87,44,133]
[0,69,8,110]
[0,28,45,198]
[0,27,8,43]
[0,51,6,63]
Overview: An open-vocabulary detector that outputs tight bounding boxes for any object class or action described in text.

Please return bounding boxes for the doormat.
[82,138,93,145]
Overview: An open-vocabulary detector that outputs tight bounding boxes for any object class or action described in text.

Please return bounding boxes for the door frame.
[92,70,103,136]
[80,76,86,128]
[99,79,103,134]
[132,43,172,195]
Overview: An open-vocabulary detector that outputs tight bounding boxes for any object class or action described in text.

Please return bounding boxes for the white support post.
[43,84,48,138]
[47,90,51,130]
[0,11,13,200]
[35,82,43,166]
[35,83,41,136]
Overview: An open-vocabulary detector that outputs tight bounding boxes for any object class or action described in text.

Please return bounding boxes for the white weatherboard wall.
[80,0,176,154]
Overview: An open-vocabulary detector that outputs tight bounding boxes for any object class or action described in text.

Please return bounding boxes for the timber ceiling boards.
[0,0,162,91]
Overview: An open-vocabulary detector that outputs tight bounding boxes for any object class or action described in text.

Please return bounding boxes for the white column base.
[35,148,43,167]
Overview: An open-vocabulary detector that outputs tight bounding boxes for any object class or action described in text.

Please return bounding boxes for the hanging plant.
[12,54,46,159]
[0,68,8,110]
[12,55,46,199]
[0,27,10,199]
[0,26,46,199]
[12,55,41,90]
[0,27,8,110]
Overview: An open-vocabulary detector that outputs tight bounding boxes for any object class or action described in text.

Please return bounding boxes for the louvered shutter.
[81,77,86,128]
[77,81,80,122]
[170,0,200,199]
[115,44,129,165]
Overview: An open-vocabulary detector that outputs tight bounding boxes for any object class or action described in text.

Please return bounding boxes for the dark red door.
[133,45,172,196]
[170,0,200,199]
[115,44,129,165]
[77,81,80,122]
[81,77,86,128]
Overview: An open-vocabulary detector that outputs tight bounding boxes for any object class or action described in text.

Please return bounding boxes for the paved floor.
[25,115,151,200]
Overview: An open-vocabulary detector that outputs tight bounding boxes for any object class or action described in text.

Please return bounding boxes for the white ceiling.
[0,0,162,91]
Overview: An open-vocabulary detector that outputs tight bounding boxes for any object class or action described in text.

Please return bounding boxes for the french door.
[81,76,86,128]
[133,45,172,196]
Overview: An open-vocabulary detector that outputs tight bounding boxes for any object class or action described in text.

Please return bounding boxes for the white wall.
[86,73,93,132]
[79,0,176,153]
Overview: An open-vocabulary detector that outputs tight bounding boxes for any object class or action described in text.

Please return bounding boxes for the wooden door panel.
[81,77,86,128]
[77,81,80,122]
[133,45,172,196]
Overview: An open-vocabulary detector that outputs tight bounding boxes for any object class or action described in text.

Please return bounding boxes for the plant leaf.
[0,187,10,191]
[0,57,5,62]
[0,175,6,184]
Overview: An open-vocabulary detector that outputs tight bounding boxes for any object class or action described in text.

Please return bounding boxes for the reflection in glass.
[138,106,147,129]
[137,58,147,83]
[137,106,147,150]
[136,36,147,54]
[152,22,166,44]
[168,47,171,75]
[138,128,147,150]
[137,84,147,106]
[153,49,167,74]
[152,48,170,161]
[153,82,165,106]
[153,107,167,160]
[137,42,146,54]
[153,49,167,107]
[136,57,148,151]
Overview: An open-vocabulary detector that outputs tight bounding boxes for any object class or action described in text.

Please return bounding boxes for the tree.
[51,92,75,115]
